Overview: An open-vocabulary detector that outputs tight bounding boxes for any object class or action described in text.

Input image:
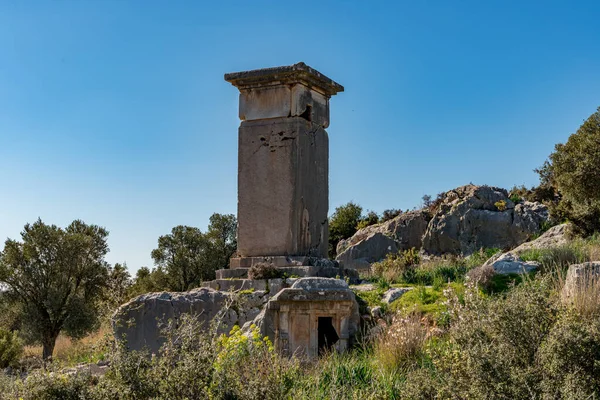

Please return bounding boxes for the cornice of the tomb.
[225,62,344,96]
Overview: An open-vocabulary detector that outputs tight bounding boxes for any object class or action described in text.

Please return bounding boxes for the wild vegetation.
[514,107,600,236]
[0,219,110,360]
[0,213,236,362]
[1,107,600,398]
[150,213,237,290]
[328,202,406,257]
[2,246,600,399]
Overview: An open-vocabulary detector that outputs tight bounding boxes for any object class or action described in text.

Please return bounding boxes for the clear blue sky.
[1,1,599,273]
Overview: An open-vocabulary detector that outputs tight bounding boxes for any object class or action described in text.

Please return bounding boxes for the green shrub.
[0,328,23,368]
[329,202,363,257]
[429,279,558,399]
[487,272,525,293]
[466,247,501,268]
[411,261,469,286]
[289,351,400,399]
[372,252,473,287]
[371,248,421,283]
[520,243,587,272]
[541,107,600,236]
[6,370,96,400]
[390,285,450,318]
[248,262,281,280]
[465,265,496,291]
[402,248,421,267]
[509,193,522,203]
[494,200,507,211]
[509,183,556,204]
[211,325,296,399]
[354,289,386,315]
[356,211,379,230]
[538,313,600,398]
[380,209,402,223]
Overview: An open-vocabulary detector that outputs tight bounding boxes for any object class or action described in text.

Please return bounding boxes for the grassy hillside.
[2,237,600,399]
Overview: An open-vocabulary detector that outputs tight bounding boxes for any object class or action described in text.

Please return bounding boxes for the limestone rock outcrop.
[336,185,550,270]
[422,185,549,255]
[335,210,431,269]
[510,223,569,253]
[483,252,539,274]
[112,288,270,354]
[483,224,569,274]
[382,287,412,304]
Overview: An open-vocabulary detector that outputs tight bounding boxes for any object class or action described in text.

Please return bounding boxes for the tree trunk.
[42,333,58,361]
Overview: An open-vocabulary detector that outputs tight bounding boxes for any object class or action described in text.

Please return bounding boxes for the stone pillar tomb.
[224,62,344,269]
[113,64,358,360]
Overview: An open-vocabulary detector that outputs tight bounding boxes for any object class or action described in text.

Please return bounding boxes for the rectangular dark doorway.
[318,317,339,355]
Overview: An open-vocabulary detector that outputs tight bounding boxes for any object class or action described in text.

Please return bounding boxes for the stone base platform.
[201,278,288,293]
[204,256,360,299]
[215,264,359,283]
[230,256,334,269]
[217,265,338,279]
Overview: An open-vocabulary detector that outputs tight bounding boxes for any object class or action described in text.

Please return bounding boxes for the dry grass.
[588,240,600,262]
[373,314,428,373]
[23,325,112,365]
[557,265,600,317]
[465,265,496,290]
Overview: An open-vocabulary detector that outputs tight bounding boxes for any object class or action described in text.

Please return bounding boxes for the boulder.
[511,223,569,253]
[351,283,376,292]
[336,232,398,270]
[112,288,270,354]
[562,262,600,299]
[382,287,412,304]
[484,252,539,274]
[422,185,549,255]
[482,223,570,274]
[370,306,383,319]
[336,210,431,269]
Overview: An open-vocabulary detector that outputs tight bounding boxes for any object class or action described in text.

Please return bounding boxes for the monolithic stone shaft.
[225,63,343,264]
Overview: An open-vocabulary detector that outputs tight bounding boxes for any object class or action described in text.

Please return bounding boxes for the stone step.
[216,268,250,279]
[202,279,268,292]
[230,256,313,269]
[215,265,358,280]
[201,278,292,294]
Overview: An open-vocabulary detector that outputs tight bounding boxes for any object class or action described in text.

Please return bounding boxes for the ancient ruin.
[259,278,360,357]
[224,62,343,269]
[114,63,360,359]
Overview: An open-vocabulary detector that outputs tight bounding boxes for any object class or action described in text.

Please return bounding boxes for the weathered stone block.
[225,63,342,264]
[112,288,272,355]
[254,278,360,359]
[290,84,330,128]
[216,268,249,279]
[239,85,291,121]
[202,279,268,292]
[112,289,231,354]
[562,262,600,299]
[237,117,328,258]
[229,255,311,269]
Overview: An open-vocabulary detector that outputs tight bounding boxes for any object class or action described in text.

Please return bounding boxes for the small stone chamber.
[261,278,360,358]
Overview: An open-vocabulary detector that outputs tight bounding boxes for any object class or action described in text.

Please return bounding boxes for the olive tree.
[0,219,110,360]
[151,213,237,291]
[542,107,600,235]
[328,202,363,257]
